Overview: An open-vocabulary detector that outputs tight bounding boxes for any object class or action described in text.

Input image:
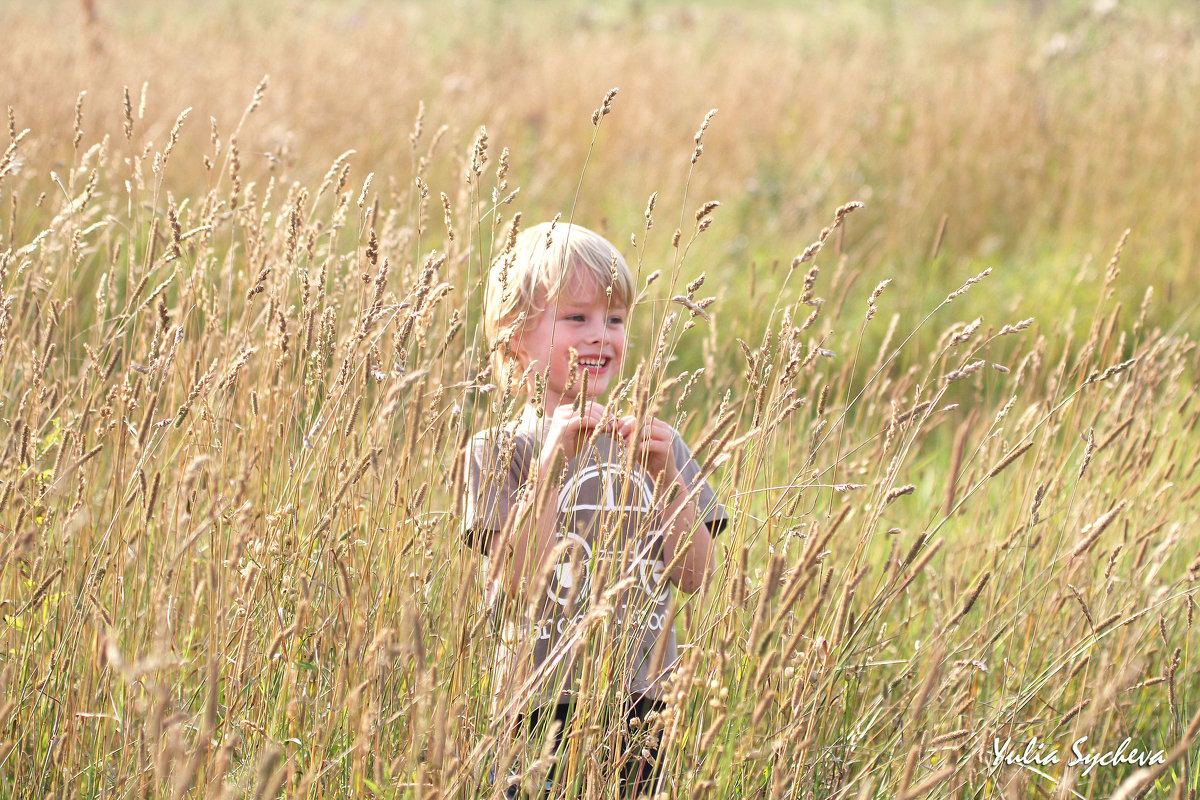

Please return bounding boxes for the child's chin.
[585,376,612,395]
[564,383,607,403]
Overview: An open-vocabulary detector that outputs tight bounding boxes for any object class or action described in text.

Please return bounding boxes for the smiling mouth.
[578,357,610,371]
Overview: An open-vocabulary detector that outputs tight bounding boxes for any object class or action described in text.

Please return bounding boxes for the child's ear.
[506,340,525,367]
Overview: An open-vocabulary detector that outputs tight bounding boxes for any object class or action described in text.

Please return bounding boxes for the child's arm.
[658,475,714,594]
[617,416,715,594]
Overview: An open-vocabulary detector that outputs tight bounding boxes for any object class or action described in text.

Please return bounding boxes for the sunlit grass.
[1,2,1198,798]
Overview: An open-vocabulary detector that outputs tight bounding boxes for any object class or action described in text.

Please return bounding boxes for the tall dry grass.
[4,1,1200,307]
[1,2,1199,798]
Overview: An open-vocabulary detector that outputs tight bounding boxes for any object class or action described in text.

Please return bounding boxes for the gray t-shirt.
[463,404,728,710]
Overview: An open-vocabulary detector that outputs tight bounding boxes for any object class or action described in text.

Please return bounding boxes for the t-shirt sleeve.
[670,427,730,535]
[462,429,526,554]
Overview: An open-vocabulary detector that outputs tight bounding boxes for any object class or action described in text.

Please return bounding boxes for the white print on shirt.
[531,460,668,641]
[638,554,669,603]
[536,544,669,641]
[544,544,665,605]
[545,532,592,606]
[557,462,656,513]
[533,601,670,641]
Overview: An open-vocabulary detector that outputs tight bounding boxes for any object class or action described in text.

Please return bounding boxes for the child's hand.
[541,401,616,464]
[616,415,680,485]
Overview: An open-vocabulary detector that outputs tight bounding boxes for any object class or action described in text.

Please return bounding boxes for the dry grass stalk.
[0,13,1196,796]
[1070,500,1128,560]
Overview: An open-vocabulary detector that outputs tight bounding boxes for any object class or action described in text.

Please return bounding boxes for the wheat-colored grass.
[1,2,1199,798]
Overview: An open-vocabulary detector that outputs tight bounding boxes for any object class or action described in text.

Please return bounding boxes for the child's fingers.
[629,416,668,432]
[582,405,615,433]
[637,436,670,454]
[631,438,671,462]
[619,415,657,434]
[556,402,608,429]
[638,419,671,444]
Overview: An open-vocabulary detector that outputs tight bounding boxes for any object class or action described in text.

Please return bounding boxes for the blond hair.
[484,220,635,390]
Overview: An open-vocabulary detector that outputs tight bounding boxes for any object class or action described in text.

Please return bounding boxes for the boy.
[463,221,727,796]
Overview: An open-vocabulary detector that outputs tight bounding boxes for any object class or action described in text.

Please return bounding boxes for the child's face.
[515,271,627,409]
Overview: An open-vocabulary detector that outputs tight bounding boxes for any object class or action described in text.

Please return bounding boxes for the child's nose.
[584,319,605,343]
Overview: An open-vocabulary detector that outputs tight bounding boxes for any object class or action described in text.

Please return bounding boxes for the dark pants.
[504,696,668,798]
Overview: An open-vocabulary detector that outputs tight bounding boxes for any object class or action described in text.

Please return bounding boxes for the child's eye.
[566,314,586,322]
[608,316,624,325]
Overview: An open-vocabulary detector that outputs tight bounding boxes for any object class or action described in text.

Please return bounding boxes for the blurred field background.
[6,0,1200,328]
[2,0,1200,797]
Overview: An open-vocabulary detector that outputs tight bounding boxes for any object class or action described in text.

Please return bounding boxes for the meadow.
[1,0,1199,797]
